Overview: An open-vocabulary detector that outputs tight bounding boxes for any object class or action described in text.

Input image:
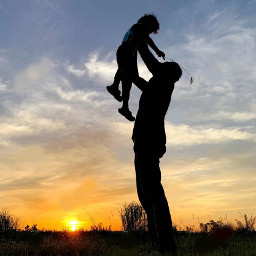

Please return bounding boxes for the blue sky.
[0,0,255,230]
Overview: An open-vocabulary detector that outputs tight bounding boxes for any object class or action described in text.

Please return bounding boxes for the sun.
[63,217,87,232]
[71,225,77,232]
[68,220,80,232]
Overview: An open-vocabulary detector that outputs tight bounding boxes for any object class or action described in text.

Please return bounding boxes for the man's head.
[155,62,182,83]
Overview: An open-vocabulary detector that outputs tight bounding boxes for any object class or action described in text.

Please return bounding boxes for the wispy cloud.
[66,64,86,77]
[84,51,117,82]
[166,122,255,146]
[13,58,52,93]
[0,78,8,91]
[83,51,152,84]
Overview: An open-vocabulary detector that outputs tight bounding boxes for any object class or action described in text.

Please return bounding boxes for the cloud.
[13,58,52,93]
[161,8,256,164]
[0,55,119,149]
[0,123,32,137]
[165,122,256,146]
[165,7,256,93]
[66,64,86,77]
[215,111,256,122]
[0,78,8,91]
[84,51,117,82]
[52,86,100,102]
[83,51,152,84]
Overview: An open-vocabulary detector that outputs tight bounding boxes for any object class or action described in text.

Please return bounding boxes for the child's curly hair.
[137,13,160,33]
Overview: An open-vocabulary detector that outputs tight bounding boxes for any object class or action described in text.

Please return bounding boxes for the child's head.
[137,13,160,34]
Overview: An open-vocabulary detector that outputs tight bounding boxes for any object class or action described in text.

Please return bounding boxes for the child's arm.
[147,37,165,59]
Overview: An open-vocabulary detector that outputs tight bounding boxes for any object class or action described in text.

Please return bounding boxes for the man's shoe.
[106,85,122,102]
[118,108,135,122]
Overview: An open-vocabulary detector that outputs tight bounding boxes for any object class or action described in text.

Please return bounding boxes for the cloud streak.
[166,122,256,146]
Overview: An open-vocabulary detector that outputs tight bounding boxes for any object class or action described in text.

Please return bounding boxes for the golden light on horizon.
[67,219,81,232]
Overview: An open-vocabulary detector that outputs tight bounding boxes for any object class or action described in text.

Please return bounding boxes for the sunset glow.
[67,220,81,232]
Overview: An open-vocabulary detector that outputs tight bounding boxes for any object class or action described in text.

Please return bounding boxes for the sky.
[0,0,255,231]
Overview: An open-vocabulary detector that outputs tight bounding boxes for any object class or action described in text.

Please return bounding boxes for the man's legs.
[134,148,176,253]
[135,155,157,245]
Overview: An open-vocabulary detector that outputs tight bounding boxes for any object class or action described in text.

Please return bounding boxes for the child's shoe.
[118,107,135,122]
[106,85,122,102]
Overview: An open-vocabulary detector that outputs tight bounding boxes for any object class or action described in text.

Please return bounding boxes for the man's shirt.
[132,75,174,152]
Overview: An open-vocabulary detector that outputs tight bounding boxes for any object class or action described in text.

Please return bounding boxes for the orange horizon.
[5,204,254,232]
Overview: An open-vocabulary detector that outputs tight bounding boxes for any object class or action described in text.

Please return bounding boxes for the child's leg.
[120,51,138,108]
[118,77,135,121]
[106,45,126,102]
[117,52,142,121]
[121,79,132,110]
[107,46,124,102]
[111,68,123,90]
[111,45,126,89]
[106,77,122,102]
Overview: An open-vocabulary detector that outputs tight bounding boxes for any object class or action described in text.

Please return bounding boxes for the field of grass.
[1,229,256,256]
[1,209,256,255]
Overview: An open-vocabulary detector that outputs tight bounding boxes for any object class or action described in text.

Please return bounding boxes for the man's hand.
[156,50,165,60]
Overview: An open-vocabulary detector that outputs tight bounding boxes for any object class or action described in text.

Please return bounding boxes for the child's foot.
[106,85,122,102]
[118,108,135,122]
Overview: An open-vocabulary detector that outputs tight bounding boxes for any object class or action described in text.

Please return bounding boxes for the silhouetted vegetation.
[119,201,147,232]
[25,224,38,232]
[0,208,256,255]
[235,213,256,233]
[90,223,112,232]
[0,210,19,232]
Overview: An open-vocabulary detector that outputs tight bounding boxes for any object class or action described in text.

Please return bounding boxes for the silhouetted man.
[132,44,182,255]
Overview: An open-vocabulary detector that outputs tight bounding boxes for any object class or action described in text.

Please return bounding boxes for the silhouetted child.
[107,13,165,121]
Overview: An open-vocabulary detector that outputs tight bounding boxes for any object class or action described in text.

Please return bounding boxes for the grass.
[1,210,256,255]
[0,229,256,256]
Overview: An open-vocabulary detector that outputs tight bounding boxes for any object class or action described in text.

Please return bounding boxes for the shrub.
[0,210,19,232]
[235,214,256,232]
[90,223,112,231]
[199,219,226,233]
[120,201,147,232]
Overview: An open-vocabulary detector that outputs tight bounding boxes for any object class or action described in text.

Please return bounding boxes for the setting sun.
[67,220,80,232]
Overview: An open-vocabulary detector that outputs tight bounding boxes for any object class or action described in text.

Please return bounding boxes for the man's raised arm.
[138,44,160,75]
